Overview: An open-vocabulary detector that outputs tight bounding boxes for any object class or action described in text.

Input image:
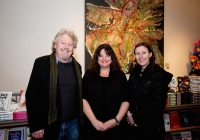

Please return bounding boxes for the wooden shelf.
[164,103,200,133]
[166,126,200,133]
[0,119,28,128]
[165,103,200,111]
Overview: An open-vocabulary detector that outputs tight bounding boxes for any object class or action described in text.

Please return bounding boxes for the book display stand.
[0,92,30,140]
[165,103,200,139]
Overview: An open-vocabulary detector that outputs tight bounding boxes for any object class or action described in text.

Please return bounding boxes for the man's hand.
[31,129,44,139]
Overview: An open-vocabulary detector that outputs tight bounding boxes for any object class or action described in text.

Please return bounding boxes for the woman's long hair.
[89,44,121,74]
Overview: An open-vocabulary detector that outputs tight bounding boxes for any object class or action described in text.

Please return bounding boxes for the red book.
[169,111,180,129]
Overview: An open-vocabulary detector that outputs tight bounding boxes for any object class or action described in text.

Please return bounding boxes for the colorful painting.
[85,0,164,73]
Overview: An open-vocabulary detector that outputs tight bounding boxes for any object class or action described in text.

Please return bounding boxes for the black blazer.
[26,55,82,139]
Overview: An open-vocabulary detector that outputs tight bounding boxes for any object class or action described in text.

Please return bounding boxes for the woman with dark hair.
[126,42,173,140]
[82,44,130,140]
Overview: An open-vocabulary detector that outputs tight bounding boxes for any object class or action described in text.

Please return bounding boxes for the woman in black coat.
[126,42,173,140]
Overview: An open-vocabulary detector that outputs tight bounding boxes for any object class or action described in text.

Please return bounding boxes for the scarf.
[48,52,83,124]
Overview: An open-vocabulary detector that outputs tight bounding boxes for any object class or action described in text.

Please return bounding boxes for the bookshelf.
[0,92,28,128]
[165,103,200,111]
[165,103,200,133]
[0,92,30,139]
[0,119,28,128]
[166,126,200,133]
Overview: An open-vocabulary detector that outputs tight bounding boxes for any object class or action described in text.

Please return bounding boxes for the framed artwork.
[85,0,164,73]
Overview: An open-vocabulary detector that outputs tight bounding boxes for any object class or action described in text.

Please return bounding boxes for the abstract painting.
[85,0,164,73]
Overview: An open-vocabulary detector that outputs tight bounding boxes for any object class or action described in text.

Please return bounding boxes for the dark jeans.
[58,118,79,140]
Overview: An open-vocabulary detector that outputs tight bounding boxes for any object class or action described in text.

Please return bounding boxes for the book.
[166,131,192,140]
[189,76,200,84]
[192,109,200,126]
[163,113,171,131]
[26,127,31,140]
[169,111,180,129]
[0,129,7,140]
[177,77,190,92]
[7,127,26,140]
[168,78,178,92]
[180,131,192,140]
[165,132,182,140]
[190,129,200,139]
[179,110,192,127]
[0,92,12,113]
[190,84,200,92]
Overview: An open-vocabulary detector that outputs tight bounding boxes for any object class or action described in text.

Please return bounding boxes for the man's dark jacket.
[26,55,83,139]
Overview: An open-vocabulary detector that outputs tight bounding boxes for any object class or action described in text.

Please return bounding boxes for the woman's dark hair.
[134,42,155,63]
[89,43,121,74]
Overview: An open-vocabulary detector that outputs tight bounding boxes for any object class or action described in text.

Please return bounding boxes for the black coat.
[25,55,82,139]
[128,62,173,139]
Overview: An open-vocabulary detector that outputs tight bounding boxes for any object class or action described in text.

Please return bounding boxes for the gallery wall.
[0,0,200,92]
[0,0,85,92]
[164,0,200,78]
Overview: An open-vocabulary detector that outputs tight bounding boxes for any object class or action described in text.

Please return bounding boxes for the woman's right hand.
[126,111,137,127]
[91,119,107,132]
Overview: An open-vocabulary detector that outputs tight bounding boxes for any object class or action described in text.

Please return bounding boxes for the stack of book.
[175,91,192,105]
[167,92,177,106]
[166,132,182,140]
[191,92,200,103]
[166,130,198,140]
[0,109,15,121]
[181,92,192,104]
[0,92,13,121]
[13,109,28,120]
[176,92,181,105]
[166,131,192,140]
[189,76,200,103]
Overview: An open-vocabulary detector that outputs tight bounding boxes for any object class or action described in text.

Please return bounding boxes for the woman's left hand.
[103,119,116,129]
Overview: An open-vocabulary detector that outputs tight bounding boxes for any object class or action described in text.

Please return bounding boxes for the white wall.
[0,0,200,92]
[164,0,200,78]
[0,0,85,92]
